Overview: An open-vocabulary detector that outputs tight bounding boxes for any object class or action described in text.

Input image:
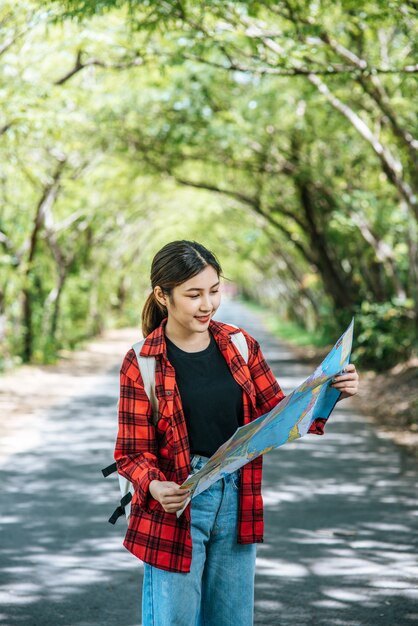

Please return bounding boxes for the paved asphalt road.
[0,300,417,625]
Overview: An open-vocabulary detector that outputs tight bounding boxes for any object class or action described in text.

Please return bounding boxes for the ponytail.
[141,240,222,337]
[141,291,167,337]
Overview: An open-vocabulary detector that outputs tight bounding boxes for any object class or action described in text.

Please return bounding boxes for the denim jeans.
[141,454,257,626]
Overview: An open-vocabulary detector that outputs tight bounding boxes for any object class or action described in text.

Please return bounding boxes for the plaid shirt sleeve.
[114,349,167,511]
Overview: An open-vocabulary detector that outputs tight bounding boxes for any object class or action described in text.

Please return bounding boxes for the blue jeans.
[141,454,257,626]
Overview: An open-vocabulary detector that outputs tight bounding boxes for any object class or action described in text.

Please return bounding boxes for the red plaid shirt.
[114,318,326,572]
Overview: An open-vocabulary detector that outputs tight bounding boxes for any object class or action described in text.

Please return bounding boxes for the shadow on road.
[0,300,417,625]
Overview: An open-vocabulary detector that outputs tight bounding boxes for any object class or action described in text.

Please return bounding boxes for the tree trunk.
[296,179,355,312]
[49,270,67,344]
[349,211,406,300]
[263,229,322,319]
[21,160,66,362]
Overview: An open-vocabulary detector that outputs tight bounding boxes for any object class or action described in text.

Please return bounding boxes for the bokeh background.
[1,0,417,412]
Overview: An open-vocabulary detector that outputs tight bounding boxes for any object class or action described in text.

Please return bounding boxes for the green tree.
[1,0,416,369]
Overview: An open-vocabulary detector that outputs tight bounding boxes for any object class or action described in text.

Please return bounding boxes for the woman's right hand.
[149,480,191,513]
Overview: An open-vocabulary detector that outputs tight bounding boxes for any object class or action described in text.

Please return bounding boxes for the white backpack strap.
[116,341,157,522]
[132,340,158,425]
[117,474,134,521]
[230,328,249,364]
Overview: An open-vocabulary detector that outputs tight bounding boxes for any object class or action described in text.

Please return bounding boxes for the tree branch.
[173,174,314,263]
[0,228,18,260]
[54,50,146,85]
[26,158,67,264]
[350,210,406,299]
[0,29,25,57]
[174,176,260,208]
[316,32,418,167]
[260,7,418,166]
[0,123,12,137]
[308,73,418,222]
[181,53,418,76]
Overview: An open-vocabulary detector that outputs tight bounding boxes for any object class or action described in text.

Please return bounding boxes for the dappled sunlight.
[0,300,417,625]
[256,556,309,578]
[225,304,418,625]
[322,588,373,603]
[0,366,143,625]
[311,554,389,577]
[255,599,284,612]
[311,598,353,610]
[0,412,44,462]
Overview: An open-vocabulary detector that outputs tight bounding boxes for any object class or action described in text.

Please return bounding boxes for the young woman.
[114,240,359,626]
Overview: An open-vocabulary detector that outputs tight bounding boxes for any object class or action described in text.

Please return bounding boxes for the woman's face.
[156,265,221,336]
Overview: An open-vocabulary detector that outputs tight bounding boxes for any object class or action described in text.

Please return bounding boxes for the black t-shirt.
[165,332,244,457]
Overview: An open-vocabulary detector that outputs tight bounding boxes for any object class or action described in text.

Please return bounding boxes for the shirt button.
[166,390,172,396]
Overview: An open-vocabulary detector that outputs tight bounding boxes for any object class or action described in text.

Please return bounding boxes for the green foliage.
[0,0,417,373]
[242,298,334,349]
[353,300,417,371]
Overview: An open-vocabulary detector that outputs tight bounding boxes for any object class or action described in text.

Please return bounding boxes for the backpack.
[102,329,249,524]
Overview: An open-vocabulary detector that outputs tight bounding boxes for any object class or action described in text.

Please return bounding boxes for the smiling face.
[154,265,221,339]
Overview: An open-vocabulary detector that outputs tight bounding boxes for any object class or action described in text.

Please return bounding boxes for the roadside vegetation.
[1,1,416,396]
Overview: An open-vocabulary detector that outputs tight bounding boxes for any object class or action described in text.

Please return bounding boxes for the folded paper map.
[176,319,354,517]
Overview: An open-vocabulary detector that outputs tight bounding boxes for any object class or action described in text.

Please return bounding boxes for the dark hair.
[141,240,222,336]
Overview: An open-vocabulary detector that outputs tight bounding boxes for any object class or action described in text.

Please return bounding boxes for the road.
[0,299,417,625]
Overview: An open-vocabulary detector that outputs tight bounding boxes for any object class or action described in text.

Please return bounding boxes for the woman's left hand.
[331,363,359,400]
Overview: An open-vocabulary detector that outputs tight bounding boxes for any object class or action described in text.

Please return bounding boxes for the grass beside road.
[242,298,332,359]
